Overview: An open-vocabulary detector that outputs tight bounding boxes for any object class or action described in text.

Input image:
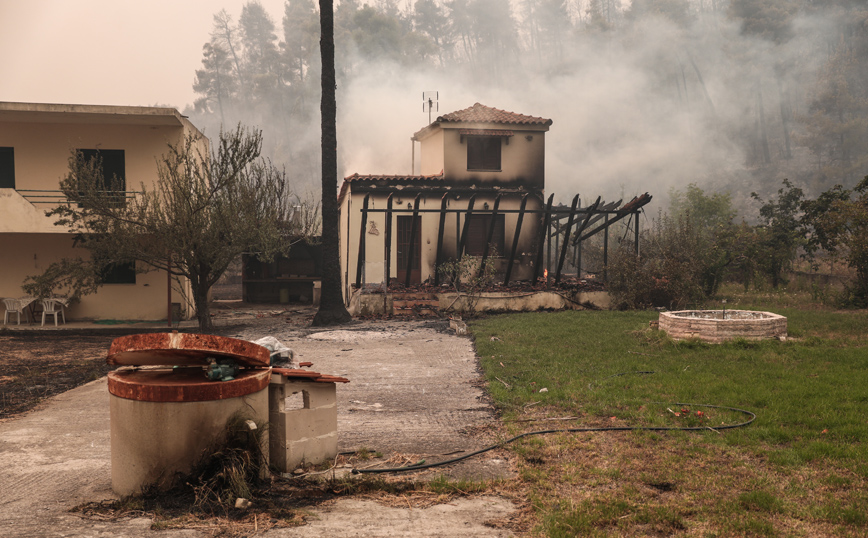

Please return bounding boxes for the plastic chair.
[41,299,66,327]
[3,298,25,325]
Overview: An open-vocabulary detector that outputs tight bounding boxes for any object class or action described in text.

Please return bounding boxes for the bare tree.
[35,126,310,331]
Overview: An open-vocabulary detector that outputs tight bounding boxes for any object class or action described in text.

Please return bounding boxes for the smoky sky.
[2,1,852,216]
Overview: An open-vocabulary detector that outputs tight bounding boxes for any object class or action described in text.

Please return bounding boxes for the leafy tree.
[802,176,868,306]
[193,42,238,123]
[282,0,319,86]
[33,127,308,331]
[800,46,868,189]
[314,0,352,326]
[414,0,454,66]
[751,179,805,288]
[607,212,706,310]
[669,184,738,296]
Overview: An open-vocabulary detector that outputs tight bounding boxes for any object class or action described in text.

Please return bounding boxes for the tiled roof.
[437,103,552,126]
[339,173,444,201]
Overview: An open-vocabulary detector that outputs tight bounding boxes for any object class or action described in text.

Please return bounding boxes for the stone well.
[658,310,787,343]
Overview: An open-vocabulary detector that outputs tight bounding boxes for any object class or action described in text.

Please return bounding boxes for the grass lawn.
[470,299,868,537]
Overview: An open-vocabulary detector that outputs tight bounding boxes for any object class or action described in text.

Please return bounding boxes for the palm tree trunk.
[313,0,351,326]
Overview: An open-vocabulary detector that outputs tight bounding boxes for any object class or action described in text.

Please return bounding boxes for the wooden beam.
[555,194,580,284]
[403,193,421,287]
[384,193,393,290]
[533,193,554,281]
[504,193,529,285]
[355,194,370,288]
[434,193,448,285]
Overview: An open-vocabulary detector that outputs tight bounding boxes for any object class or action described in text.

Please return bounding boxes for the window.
[78,149,126,204]
[466,214,505,256]
[467,136,501,171]
[101,261,136,284]
[0,147,14,188]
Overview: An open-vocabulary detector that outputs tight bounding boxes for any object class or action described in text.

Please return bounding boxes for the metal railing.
[16,189,138,205]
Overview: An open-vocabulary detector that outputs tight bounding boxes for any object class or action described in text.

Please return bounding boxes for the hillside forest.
[186,0,868,305]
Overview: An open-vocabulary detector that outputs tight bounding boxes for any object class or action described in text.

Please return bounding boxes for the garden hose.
[351,402,756,474]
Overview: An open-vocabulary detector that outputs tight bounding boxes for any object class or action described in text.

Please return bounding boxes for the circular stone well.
[658,310,787,343]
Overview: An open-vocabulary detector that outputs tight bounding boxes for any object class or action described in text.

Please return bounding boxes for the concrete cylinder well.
[108,368,270,496]
[658,310,787,343]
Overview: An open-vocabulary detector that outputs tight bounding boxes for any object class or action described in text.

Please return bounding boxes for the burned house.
[338,103,552,299]
[337,103,652,311]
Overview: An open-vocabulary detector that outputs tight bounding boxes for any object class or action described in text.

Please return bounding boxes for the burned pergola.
[354,191,652,289]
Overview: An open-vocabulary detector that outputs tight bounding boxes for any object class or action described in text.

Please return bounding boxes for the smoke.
[190,2,853,217]
[335,11,791,214]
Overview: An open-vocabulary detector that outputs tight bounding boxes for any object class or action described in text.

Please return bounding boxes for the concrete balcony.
[0,188,67,233]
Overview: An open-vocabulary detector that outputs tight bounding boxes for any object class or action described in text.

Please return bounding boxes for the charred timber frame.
[352,192,652,288]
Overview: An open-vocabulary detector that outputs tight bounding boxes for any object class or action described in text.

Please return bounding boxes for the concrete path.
[0,318,516,537]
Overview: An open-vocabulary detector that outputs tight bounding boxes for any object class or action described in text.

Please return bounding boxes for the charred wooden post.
[457,194,477,258]
[576,239,582,278]
[603,214,609,282]
[433,193,449,285]
[634,212,640,256]
[355,194,370,288]
[480,194,502,268]
[556,194,580,284]
[534,194,554,281]
[404,194,421,287]
[504,193,529,285]
[571,197,601,281]
[384,193,393,289]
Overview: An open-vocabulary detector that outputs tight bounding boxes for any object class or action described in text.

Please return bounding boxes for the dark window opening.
[78,149,126,205]
[0,147,14,189]
[466,214,505,256]
[467,136,501,171]
[101,261,136,284]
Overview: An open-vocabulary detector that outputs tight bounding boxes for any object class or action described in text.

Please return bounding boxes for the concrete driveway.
[0,314,517,537]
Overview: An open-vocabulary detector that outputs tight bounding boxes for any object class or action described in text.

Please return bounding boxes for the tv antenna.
[423,91,438,124]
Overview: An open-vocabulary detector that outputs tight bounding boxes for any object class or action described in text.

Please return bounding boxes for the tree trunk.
[193,281,214,332]
[313,0,351,326]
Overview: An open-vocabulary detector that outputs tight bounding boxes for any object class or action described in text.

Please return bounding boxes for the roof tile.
[438,103,552,126]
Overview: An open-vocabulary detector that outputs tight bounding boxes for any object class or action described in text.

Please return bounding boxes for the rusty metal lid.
[107,368,271,402]
[107,333,270,368]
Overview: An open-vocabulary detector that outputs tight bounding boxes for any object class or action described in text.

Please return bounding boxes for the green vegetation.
[471,302,868,536]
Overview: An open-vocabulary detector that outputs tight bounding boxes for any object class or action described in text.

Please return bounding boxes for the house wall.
[439,125,546,189]
[341,190,544,300]
[419,129,445,175]
[0,121,191,233]
[0,233,186,320]
[0,107,205,320]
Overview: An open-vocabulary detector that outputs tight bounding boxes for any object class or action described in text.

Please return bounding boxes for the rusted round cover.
[107,368,271,402]
[107,333,270,367]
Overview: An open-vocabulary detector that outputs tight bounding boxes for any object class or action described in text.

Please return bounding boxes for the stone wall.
[658,310,787,343]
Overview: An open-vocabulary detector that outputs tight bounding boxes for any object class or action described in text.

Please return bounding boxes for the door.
[397,215,421,285]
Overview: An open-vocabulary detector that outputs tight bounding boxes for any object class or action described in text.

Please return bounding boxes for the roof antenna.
[423,91,438,124]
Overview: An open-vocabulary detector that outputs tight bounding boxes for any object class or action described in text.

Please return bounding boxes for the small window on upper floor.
[77,149,126,206]
[0,147,14,189]
[467,136,501,171]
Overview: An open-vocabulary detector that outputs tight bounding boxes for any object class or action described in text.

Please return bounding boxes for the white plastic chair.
[41,299,66,327]
[3,298,25,325]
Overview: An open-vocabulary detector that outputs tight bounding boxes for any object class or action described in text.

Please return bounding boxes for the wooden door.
[397,216,421,285]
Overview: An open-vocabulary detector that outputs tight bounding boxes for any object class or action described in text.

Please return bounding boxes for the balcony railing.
[16,189,138,206]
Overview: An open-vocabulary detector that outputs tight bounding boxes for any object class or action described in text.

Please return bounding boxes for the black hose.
[351,402,756,474]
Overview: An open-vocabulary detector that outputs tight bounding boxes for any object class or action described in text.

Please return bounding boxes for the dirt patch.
[0,333,115,420]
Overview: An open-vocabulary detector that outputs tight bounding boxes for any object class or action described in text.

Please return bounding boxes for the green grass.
[470,305,868,536]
